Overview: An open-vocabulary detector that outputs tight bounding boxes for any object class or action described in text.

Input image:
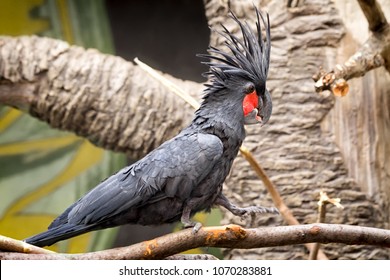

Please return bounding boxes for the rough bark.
[202,0,389,259]
[319,0,390,214]
[313,0,390,93]
[0,36,201,159]
[2,224,390,260]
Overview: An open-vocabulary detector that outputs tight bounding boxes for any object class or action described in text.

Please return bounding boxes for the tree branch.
[0,36,201,158]
[357,0,389,32]
[309,191,344,260]
[0,235,54,255]
[164,254,219,260]
[313,0,390,94]
[1,223,389,260]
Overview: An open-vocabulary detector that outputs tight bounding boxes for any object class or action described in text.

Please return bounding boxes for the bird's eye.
[245,84,256,94]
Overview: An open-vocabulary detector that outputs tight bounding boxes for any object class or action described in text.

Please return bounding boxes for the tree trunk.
[206,0,389,259]
[324,0,390,214]
[1,0,389,259]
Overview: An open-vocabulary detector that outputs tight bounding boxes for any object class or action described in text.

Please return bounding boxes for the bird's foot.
[236,206,279,218]
[215,194,279,219]
[181,201,204,233]
[182,220,203,233]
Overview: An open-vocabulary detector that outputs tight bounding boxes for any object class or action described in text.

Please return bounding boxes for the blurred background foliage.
[0,0,221,257]
[0,0,124,253]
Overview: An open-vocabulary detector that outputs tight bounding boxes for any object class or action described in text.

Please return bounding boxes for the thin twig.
[134,57,200,109]
[309,191,344,260]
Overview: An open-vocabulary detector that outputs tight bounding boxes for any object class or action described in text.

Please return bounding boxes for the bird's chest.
[192,143,240,202]
[188,124,244,208]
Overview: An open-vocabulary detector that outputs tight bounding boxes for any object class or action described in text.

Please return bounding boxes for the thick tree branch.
[1,223,389,260]
[0,36,201,158]
[313,0,390,94]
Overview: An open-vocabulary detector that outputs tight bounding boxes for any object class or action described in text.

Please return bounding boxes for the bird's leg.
[215,194,279,218]
[181,201,203,233]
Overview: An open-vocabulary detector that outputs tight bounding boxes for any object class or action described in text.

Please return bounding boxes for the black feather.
[197,7,271,98]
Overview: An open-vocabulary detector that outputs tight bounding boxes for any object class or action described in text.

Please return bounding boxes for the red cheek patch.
[243,90,258,116]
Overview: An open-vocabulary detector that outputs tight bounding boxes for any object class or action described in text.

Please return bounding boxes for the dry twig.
[313,0,390,94]
[309,191,344,260]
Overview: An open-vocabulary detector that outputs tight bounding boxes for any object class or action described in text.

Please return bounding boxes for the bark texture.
[0,36,201,159]
[2,224,390,260]
[202,0,390,259]
[323,0,390,212]
[312,0,390,95]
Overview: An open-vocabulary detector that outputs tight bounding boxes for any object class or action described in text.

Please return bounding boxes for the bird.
[25,8,278,248]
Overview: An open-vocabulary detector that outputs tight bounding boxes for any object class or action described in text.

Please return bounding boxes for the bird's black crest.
[199,7,271,95]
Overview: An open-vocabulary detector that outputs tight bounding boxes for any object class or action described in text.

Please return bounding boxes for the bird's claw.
[192,222,203,233]
[182,221,203,233]
[240,206,280,218]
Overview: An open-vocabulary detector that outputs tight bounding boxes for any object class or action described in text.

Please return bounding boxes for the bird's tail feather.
[24,224,95,248]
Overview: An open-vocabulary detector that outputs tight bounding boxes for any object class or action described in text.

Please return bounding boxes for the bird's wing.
[51,132,223,227]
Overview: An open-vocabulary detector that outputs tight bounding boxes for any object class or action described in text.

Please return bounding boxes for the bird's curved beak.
[244,89,272,126]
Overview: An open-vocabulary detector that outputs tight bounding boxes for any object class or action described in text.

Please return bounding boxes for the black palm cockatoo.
[25,8,277,247]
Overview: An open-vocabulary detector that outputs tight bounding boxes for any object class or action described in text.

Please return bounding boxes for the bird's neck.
[189,100,246,151]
